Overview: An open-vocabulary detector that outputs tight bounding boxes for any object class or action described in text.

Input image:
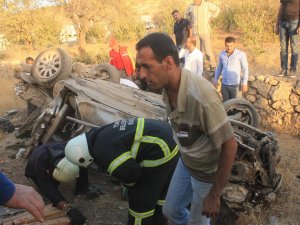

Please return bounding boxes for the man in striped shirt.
[186,0,220,71]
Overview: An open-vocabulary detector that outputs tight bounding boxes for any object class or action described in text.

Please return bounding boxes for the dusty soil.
[0,130,299,225]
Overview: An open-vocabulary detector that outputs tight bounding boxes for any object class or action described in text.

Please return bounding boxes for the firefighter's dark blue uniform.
[86,118,179,225]
[25,142,89,205]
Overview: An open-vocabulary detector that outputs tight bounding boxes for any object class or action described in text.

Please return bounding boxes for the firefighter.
[25,142,92,225]
[64,118,179,225]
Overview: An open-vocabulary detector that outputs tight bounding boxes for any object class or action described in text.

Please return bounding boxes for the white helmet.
[65,133,93,167]
[52,157,79,183]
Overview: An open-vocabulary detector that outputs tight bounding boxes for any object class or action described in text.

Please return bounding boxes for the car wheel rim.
[36,51,62,79]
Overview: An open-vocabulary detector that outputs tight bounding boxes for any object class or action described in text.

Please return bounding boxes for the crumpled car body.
[31,77,167,146]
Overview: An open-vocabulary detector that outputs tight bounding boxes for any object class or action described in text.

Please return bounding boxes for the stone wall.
[245,75,300,136]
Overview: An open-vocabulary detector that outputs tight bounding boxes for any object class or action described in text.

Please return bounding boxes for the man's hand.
[66,206,87,225]
[5,184,45,222]
[202,137,237,219]
[241,84,248,93]
[202,192,221,218]
[213,81,219,89]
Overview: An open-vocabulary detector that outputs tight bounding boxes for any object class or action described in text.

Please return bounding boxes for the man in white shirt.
[179,37,203,76]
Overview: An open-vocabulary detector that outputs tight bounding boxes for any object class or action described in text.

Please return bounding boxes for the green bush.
[110,21,145,42]
[86,25,107,44]
[214,6,239,32]
[216,0,278,55]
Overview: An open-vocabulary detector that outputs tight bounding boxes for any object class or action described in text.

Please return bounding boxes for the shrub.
[216,0,279,55]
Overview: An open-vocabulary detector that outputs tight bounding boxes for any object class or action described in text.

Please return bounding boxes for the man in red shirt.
[109,37,135,80]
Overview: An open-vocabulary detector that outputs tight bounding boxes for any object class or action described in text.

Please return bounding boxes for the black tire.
[32,48,73,89]
[93,63,120,84]
[223,98,260,127]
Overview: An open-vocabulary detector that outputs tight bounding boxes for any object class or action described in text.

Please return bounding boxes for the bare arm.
[5,184,45,222]
[202,136,237,218]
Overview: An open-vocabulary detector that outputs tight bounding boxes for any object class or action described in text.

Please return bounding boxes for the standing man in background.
[109,37,135,80]
[172,9,191,50]
[179,37,204,76]
[275,0,300,78]
[214,36,249,102]
[186,0,220,71]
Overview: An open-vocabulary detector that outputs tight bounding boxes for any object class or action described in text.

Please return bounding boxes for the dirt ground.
[0,130,299,225]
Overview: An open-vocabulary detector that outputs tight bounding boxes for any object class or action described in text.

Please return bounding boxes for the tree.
[56,0,112,55]
[0,0,60,49]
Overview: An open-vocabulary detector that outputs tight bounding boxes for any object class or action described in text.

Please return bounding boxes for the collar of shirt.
[162,69,189,113]
[225,48,237,58]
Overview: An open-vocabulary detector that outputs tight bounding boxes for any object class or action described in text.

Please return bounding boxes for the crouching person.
[25,142,88,225]
[64,118,179,225]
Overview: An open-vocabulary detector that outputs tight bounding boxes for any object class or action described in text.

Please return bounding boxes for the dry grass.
[0,76,25,116]
[266,134,300,225]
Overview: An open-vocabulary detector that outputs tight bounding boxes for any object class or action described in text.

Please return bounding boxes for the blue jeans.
[162,158,212,225]
[279,20,299,71]
[221,84,240,102]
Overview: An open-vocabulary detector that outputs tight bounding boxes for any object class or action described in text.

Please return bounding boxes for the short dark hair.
[136,32,180,66]
[172,9,179,15]
[225,36,236,43]
[26,57,34,62]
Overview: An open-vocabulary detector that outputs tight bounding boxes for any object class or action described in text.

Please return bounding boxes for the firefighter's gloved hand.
[66,206,87,225]
[75,185,104,199]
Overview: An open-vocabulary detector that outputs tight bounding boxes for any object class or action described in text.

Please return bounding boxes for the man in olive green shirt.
[136,32,237,225]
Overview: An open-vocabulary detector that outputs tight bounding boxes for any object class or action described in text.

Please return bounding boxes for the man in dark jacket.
[172,9,191,50]
[65,118,179,225]
[25,142,88,225]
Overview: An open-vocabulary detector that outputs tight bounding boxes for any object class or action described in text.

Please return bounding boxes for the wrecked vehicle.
[30,77,166,147]
[13,48,260,138]
[214,119,282,225]
[10,48,280,225]
[13,48,122,137]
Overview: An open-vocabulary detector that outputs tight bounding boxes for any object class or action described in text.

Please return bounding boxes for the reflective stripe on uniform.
[131,118,145,159]
[139,145,179,167]
[108,151,132,174]
[140,136,170,156]
[157,199,165,206]
[129,208,155,225]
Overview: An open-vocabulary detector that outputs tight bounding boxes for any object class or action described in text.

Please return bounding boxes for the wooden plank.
[2,205,68,225]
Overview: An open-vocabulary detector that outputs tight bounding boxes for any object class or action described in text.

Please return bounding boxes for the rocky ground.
[0,129,300,225]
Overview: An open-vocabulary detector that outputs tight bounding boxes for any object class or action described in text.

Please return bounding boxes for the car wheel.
[32,48,73,89]
[92,63,120,84]
[223,98,260,127]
